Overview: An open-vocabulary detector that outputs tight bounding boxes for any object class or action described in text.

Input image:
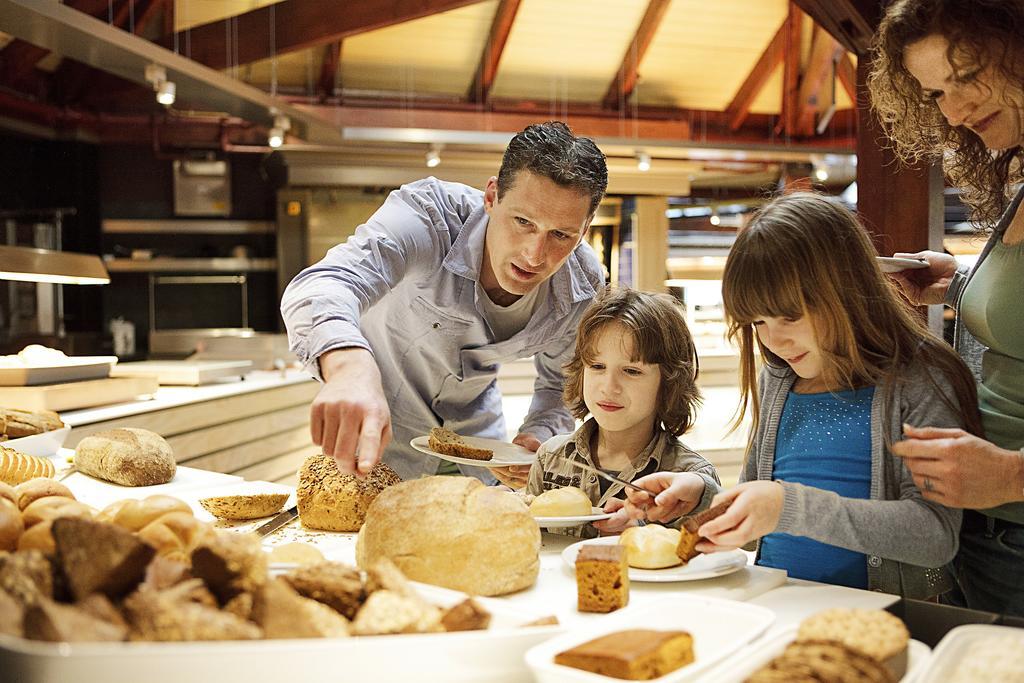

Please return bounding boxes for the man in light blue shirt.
[280,122,608,484]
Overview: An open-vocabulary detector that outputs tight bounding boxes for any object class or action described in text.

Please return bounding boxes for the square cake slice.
[576,544,629,613]
[554,629,694,680]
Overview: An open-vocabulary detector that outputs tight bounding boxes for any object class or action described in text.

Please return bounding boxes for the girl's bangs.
[723,247,806,325]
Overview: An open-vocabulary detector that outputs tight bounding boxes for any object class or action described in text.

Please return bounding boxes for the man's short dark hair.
[496,121,608,215]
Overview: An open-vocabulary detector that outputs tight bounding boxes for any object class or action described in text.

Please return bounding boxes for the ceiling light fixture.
[268,110,291,148]
[636,151,651,172]
[709,211,721,226]
[425,145,442,168]
[144,63,175,106]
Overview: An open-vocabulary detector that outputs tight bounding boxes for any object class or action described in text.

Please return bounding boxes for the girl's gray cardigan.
[741,360,966,599]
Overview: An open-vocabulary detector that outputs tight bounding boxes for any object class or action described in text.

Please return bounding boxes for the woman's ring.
[923,477,934,492]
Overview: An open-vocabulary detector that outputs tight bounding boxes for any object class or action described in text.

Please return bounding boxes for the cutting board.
[0,376,158,411]
[110,360,252,385]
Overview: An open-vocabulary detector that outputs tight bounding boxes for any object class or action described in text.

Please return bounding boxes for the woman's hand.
[888,250,958,305]
[695,481,784,554]
[622,472,705,523]
[893,424,1024,509]
[593,498,635,535]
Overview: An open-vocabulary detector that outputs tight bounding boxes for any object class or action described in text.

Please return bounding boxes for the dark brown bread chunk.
[576,544,629,613]
[555,629,695,680]
[677,501,732,563]
[441,598,491,632]
[281,561,365,619]
[189,531,266,604]
[52,517,155,600]
[22,596,126,642]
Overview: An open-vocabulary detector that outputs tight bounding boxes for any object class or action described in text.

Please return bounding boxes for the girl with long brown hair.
[869,0,1024,615]
[627,192,980,598]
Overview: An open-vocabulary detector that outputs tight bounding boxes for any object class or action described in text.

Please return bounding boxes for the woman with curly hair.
[868,0,1024,614]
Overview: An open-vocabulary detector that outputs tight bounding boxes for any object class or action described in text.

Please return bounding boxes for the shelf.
[104,258,278,273]
[102,219,275,235]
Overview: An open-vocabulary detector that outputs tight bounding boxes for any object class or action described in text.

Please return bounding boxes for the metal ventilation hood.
[0,0,344,145]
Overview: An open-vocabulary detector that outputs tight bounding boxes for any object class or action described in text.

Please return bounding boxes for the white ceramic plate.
[526,594,775,683]
[0,356,117,386]
[533,507,614,528]
[410,434,536,468]
[915,624,1024,683]
[877,256,929,273]
[562,536,747,582]
[1,426,71,457]
[699,625,931,682]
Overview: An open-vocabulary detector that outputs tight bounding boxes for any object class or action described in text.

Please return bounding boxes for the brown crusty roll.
[137,512,212,566]
[0,446,56,486]
[15,478,75,511]
[74,428,176,487]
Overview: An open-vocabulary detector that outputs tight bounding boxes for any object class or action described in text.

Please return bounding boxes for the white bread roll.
[619,525,683,569]
[529,487,592,517]
[74,428,176,487]
[355,476,540,596]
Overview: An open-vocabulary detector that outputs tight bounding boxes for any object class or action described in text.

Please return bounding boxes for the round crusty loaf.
[74,428,176,487]
[297,454,401,532]
[355,476,540,596]
[199,493,288,521]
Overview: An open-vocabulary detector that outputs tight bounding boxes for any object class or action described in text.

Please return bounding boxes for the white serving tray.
[2,426,71,457]
[915,624,1024,683]
[0,583,561,683]
[110,360,252,386]
[525,594,775,682]
[0,356,117,386]
[57,463,243,509]
[697,625,931,682]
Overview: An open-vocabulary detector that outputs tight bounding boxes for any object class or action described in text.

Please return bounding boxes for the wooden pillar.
[632,196,669,293]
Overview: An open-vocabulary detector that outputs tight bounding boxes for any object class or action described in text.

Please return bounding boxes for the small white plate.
[877,256,929,273]
[2,426,71,457]
[562,536,748,582]
[533,507,614,528]
[700,625,931,682]
[915,624,1024,683]
[410,434,537,468]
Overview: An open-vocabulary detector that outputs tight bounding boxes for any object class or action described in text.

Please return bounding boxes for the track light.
[144,64,175,106]
[710,211,721,226]
[267,111,291,148]
[814,166,830,182]
[425,145,442,168]
[636,151,651,172]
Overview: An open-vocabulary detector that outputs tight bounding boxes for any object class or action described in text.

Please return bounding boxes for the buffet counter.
[60,370,319,485]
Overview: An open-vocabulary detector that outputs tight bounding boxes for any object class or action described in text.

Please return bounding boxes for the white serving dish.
[0,583,561,683]
[2,426,70,457]
[410,434,536,468]
[525,594,775,683]
[563,536,748,583]
[698,625,931,682]
[915,624,1024,683]
[57,463,243,509]
[0,356,118,386]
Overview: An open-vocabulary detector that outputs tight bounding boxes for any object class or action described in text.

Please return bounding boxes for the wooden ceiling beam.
[0,40,50,91]
[836,52,857,103]
[778,2,803,137]
[601,0,672,110]
[318,42,342,102]
[466,0,521,104]
[791,0,878,56]
[162,0,484,71]
[725,17,788,132]
[795,25,843,136]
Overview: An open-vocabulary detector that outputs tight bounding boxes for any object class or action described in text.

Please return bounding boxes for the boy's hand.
[593,498,635,535]
[695,481,784,553]
[623,472,705,523]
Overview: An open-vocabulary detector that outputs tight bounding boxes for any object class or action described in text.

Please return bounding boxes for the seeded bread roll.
[199,493,288,521]
[74,428,176,487]
[297,455,401,532]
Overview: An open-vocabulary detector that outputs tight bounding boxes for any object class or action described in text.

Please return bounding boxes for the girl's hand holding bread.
[694,481,784,554]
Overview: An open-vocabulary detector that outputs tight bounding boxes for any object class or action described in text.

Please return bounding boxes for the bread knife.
[567,460,660,497]
[254,505,298,537]
[56,465,77,482]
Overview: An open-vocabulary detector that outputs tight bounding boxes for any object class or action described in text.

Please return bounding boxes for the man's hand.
[893,424,1024,509]
[593,498,635,535]
[491,433,540,488]
[312,348,391,476]
[888,250,958,305]
[695,481,784,553]
[623,472,705,523]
